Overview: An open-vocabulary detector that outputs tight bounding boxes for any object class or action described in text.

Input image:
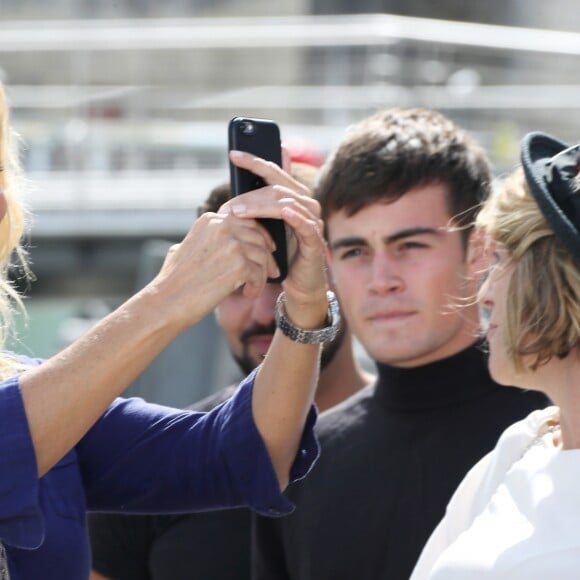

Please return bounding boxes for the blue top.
[0,362,318,580]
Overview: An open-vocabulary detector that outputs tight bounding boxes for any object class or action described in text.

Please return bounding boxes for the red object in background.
[285,138,326,167]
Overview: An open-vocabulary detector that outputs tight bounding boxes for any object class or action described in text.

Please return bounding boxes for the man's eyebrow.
[384,226,442,244]
[329,227,443,251]
[328,237,368,251]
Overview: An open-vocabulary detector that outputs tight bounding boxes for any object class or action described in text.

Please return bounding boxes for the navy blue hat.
[520,132,580,262]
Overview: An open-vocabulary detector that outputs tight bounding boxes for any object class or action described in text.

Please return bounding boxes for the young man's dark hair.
[316,108,491,244]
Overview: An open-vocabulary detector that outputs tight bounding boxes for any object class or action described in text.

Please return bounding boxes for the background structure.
[1,0,579,405]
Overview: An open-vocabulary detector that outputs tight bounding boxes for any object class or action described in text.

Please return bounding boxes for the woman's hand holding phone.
[223,149,328,329]
[229,117,288,283]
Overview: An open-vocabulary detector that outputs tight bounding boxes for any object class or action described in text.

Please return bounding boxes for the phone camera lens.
[241,121,255,135]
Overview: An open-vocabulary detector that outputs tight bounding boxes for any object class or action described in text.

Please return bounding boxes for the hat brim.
[520,131,580,260]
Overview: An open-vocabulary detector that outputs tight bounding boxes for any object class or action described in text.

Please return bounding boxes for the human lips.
[486,322,498,338]
[245,334,273,353]
[367,310,417,325]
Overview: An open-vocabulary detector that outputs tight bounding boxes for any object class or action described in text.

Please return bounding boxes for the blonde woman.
[412,131,580,579]
[0,83,336,580]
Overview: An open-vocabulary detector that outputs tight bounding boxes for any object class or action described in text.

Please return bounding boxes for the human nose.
[477,273,494,334]
[250,283,281,326]
[477,270,494,310]
[366,253,404,295]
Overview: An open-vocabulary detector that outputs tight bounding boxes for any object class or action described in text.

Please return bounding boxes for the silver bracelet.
[275,290,340,344]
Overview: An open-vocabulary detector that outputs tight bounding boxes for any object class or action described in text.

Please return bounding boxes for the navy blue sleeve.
[0,376,44,549]
[79,370,319,517]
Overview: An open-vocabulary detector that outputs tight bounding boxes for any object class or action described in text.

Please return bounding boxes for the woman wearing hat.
[411,132,580,579]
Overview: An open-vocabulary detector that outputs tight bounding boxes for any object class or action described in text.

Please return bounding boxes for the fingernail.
[217,205,231,215]
[229,150,248,160]
[230,203,247,216]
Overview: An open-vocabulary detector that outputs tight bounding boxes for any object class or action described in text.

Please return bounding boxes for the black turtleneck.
[253,342,548,580]
[375,340,501,411]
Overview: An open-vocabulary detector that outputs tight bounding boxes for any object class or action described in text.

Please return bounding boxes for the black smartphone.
[228,116,287,283]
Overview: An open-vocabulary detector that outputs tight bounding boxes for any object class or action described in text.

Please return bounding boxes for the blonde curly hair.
[477,168,580,372]
[0,83,32,380]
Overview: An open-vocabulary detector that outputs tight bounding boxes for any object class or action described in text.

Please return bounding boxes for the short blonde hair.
[0,83,31,379]
[477,168,580,371]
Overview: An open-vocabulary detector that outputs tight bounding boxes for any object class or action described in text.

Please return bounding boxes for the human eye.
[339,247,365,260]
[403,240,428,249]
[481,248,510,283]
[397,239,429,253]
[491,246,510,269]
[493,250,506,265]
[487,249,499,265]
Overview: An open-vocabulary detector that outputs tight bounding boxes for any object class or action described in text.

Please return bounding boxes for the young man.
[252,109,549,580]
[89,165,373,580]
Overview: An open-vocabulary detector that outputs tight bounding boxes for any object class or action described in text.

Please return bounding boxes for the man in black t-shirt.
[88,165,373,580]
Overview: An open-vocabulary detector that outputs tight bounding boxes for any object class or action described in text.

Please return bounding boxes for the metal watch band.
[275,290,340,344]
[0,541,9,580]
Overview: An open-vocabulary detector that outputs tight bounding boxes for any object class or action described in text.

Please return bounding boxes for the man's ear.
[325,245,337,280]
[324,246,338,290]
[325,245,333,265]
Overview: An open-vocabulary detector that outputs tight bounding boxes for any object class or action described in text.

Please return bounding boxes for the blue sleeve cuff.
[220,369,319,517]
[0,377,44,548]
[80,369,319,517]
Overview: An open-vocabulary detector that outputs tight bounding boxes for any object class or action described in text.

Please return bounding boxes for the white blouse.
[411,406,580,579]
